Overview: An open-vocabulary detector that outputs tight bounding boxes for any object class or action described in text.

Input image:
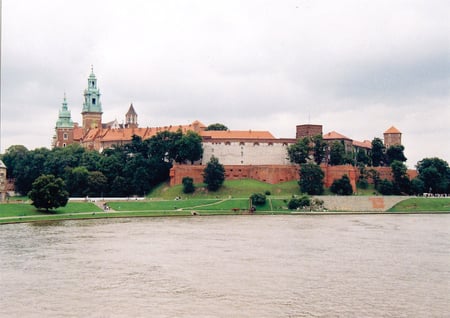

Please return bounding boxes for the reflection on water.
[1,215,449,317]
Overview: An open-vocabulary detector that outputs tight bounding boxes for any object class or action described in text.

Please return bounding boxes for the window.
[63,133,68,140]
[92,98,96,105]
[63,143,67,147]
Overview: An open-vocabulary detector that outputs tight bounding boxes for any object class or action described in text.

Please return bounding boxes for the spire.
[82,67,102,113]
[125,103,138,128]
[56,94,74,128]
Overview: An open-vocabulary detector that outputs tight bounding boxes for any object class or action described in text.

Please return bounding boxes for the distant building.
[0,160,7,201]
[383,126,402,148]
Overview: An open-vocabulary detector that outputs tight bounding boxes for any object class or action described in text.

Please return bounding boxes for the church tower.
[125,103,138,128]
[82,66,103,131]
[54,94,75,148]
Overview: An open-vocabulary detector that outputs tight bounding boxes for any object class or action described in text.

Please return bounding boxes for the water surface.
[1,215,449,317]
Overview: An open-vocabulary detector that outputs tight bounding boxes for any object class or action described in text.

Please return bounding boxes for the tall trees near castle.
[1,130,203,197]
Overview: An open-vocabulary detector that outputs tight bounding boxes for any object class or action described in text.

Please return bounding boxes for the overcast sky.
[1,0,449,167]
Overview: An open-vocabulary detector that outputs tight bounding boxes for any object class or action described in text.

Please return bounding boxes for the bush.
[182,177,195,194]
[265,190,271,196]
[250,193,266,206]
[357,179,368,189]
[377,179,394,195]
[330,174,353,195]
[288,195,310,210]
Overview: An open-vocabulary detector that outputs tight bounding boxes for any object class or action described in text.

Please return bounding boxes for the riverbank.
[1,196,449,224]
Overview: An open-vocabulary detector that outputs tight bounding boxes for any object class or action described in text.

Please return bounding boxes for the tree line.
[1,130,203,197]
[287,135,450,195]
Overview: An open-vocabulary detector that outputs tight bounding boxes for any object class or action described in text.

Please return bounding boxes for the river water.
[1,215,449,317]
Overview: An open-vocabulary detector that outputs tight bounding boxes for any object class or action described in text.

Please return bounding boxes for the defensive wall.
[170,164,418,191]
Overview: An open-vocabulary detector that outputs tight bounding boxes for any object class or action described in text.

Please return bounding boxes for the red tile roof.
[353,140,372,149]
[200,130,275,140]
[384,126,401,134]
[323,131,352,140]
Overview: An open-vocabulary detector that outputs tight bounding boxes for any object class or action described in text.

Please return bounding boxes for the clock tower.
[81,66,103,131]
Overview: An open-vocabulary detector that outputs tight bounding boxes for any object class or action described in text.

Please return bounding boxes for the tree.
[28,174,69,211]
[356,149,370,166]
[410,177,425,195]
[175,131,203,164]
[299,163,324,195]
[65,166,89,197]
[386,145,407,165]
[416,157,450,194]
[87,171,108,196]
[390,160,411,194]
[182,177,195,194]
[377,179,394,195]
[288,195,310,209]
[312,135,327,165]
[329,141,345,166]
[203,156,225,191]
[206,123,228,131]
[287,137,311,164]
[330,174,353,195]
[371,138,386,167]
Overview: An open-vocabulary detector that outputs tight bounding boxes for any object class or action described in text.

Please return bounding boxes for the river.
[1,215,449,317]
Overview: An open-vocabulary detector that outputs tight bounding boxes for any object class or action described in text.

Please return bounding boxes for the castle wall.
[170,164,418,192]
[201,140,294,165]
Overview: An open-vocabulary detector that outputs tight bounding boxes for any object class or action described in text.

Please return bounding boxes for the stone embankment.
[316,196,408,212]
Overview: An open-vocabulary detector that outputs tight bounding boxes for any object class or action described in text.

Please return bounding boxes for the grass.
[0,202,102,218]
[148,179,302,199]
[388,198,450,212]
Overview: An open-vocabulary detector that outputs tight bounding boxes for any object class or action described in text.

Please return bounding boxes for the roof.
[352,140,372,149]
[323,131,352,141]
[126,103,137,116]
[0,160,6,169]
[200,130,275,140]
[384,126,401,134]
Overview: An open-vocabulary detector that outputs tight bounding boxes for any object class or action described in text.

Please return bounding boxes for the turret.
[54,94,74,148]
[125,103,138,128]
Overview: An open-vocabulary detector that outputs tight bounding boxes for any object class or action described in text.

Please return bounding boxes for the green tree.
[416,157,450,194]
[312,135,327,165]
[65,166,89,197]
[390,160,411,194]
[330,174,353,195]
[377,179,394,195]
[299,163,324,195]
[386,145,407,165]
[329,141,345,165]
[175,131,203,164]
[410,177,425,195]
[206,123,228,131]
[87,171,108,196]
[288,137,311,164]
[356,149,370,166]
[371,138,386,167]
[203,156,225,191]
[182,177,195,194]
[28,174,69,211]
[288,195,311,209]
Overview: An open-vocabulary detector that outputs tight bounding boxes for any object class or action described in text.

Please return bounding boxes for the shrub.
[182,177,195,194]
[288,195,310,210]
[357,179,368,189]
[377,179,394,195]
[250,193,266,206]
[265,190,271,196]
[330,174,353,195]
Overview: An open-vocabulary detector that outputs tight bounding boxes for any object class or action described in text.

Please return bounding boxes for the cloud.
[1,0,449,169]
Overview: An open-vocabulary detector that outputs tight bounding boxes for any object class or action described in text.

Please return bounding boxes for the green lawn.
[148,179,302,199]
[388,198,450,212]
[0,202,102,218]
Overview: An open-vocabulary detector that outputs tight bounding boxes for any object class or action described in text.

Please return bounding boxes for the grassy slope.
[0,202,102,217]
[388,198,450,212]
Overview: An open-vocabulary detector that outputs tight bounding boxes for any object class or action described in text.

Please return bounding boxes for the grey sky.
[1,0,449,167]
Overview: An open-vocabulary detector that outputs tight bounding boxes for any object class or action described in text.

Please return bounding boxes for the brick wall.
[170,164,417,190]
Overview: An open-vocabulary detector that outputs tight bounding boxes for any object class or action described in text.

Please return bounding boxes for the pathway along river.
[1,215,449,317]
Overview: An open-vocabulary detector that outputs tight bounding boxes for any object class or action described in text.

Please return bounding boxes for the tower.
[82,66,103,131]
[383,126,402,148]
[54,94,74,148]
[125,103,138,128]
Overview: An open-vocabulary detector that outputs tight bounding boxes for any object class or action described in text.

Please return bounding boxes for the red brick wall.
[170,164,418,190]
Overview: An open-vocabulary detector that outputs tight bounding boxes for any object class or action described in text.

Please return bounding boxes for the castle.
[54,69,404,187]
